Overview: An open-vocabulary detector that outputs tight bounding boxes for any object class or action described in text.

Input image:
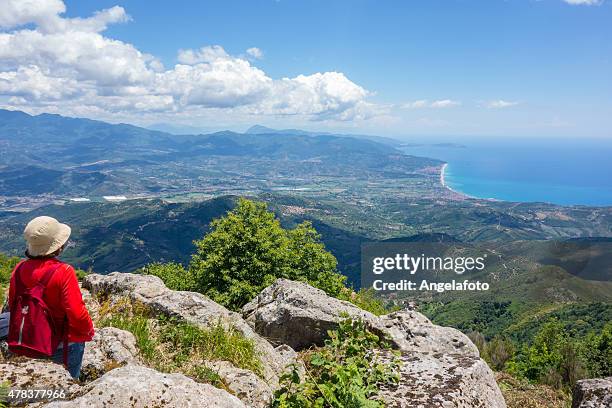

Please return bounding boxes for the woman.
[8,216,94,379]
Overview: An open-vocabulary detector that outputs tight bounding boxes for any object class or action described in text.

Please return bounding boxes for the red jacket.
[8,258,95,343]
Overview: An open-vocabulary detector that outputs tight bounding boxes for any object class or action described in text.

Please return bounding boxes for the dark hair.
[25,244,65,260]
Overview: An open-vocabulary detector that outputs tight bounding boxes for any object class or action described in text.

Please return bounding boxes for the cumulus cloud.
[246,47,264,59]
[486,100,519,109]
[0,0,65,30]
[402,99,461,109]
[563,0,602,5]
[0,65,81,100]
[0,1,375,122]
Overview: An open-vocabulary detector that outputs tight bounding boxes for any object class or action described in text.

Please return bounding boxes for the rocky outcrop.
[380,309,479,357]
[242,279,383,350]
[44,364,246,408]
[0,359,80,405]
[2,274,508,407]
[206,361,274,408]
[80,327,140,380]
[572,377,612,408]
[242,279,506,408]
[378,351,506,408]
[82,272,292,384]
[242,279,478,357]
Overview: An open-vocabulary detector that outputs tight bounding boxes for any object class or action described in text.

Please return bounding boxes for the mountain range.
[0,108,610,343]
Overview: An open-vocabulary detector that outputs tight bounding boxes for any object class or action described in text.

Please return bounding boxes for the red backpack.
[7,261,68,365]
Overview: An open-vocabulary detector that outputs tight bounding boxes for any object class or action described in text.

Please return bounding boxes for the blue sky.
[1,0,610,138]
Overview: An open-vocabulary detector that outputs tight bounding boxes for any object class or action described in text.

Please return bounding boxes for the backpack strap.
[11,261,64,308]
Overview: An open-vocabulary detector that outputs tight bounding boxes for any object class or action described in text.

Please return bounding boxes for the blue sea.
[400,138,612,206]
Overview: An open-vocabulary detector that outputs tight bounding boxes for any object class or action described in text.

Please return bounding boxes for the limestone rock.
[79,287,98,322]
[241,279,380,350]
[82,273,290,384]
[572,377,612,408]
[44,364,246,408]
[0,358,79,405]
[242,279,505,407]
[378,351,506,408]
[207,361,273,408]
[80,327,140,380]
[241,279,478,357]
[380,310,479,357]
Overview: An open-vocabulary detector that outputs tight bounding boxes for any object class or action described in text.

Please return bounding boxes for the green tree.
[581,323,612,377]
[188,198,345,310]
[142,262,194,292]
[507,320,586,389]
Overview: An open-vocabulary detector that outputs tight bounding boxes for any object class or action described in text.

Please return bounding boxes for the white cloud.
[402,99,461,109]
[0,0,65,30]
[486,100,519,109]
[261,72,372,120]
[158,58,272,108]
[0,65,81,100]
[177,45,229,65]
[563,0,602,5]
[246,47,264,59]
[0,1,375,122]
[430,99,460,108]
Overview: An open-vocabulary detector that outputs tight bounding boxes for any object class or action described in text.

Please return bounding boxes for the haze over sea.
[400,138,612,207]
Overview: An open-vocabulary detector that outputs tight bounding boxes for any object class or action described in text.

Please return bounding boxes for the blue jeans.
[51,342,85,379]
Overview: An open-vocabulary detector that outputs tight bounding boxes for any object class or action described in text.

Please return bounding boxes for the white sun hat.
[24,216,71,257]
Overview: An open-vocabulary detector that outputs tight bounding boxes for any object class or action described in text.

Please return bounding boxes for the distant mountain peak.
[246,125,277,134]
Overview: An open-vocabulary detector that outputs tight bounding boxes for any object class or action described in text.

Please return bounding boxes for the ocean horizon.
[401,138,612,207]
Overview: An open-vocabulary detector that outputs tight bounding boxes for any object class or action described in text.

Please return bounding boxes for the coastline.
[440,163,448,187]
[439,163,477,200]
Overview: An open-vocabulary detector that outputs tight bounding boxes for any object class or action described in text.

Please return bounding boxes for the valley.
[0,108,610,348]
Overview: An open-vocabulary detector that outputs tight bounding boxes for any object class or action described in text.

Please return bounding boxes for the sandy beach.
[439,163,475,200]
[440,163,448,187]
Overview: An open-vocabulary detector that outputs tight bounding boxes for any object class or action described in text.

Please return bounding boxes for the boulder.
[44,364,246,408]
[82,273,292,384]
[207,361,274,408]
[378,351,506,408]
[242,279,478,357]
[80,327,140,380]
[380,310,479,357]
[572,377,612,408]
[242,279,505,407]
[0,358,79,405]
[241,279,381,350]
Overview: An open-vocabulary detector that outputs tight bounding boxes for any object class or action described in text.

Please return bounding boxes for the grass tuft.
[97,298,263,388]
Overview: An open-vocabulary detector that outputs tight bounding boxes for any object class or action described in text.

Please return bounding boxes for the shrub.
[580,322,612,377]
[506,320,586,389]
[273,316,400,407]
[467,331,486,356]
[141,262,194,292]
[486,336,515,371]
